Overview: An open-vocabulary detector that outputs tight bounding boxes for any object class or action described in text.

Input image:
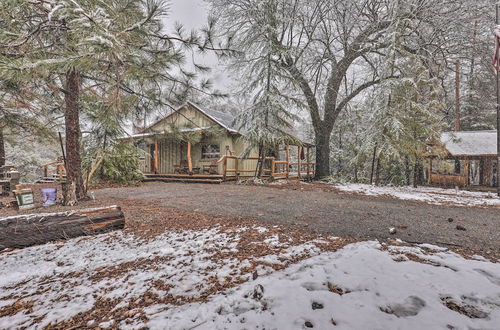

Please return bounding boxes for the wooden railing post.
[235,157,239,180]
[285,144,290,179]
[154,141,159,174]
[223,156,227,180]
[297,145,301,179]
[306,146,311,178]
[187,141,193,174]
[58,164,64,180]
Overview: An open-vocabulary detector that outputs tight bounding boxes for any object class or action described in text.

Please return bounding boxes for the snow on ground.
[333,183,500,207]
[1,230,500,330]
[0,226,334,329]
[153,242,500,330]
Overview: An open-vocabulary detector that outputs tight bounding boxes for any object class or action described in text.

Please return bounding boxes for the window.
[432,159,464,175]
[201,144,220,159]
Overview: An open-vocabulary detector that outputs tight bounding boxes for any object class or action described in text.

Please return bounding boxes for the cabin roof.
[139,101,240,135]
[120,101,314,146]
[440,130,497,157]
[186,101,239,133]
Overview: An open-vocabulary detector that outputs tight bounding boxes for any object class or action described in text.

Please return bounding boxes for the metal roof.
[440,130,497,156]
[186,101,239,133]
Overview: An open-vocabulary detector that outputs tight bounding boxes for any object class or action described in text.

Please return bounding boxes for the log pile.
[0,206,125,250]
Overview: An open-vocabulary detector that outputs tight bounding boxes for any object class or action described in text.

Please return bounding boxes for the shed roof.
[440,130,497,157]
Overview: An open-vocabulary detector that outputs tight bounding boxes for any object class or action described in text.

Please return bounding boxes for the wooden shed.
[120,102,315,183]
[429,130,497,189]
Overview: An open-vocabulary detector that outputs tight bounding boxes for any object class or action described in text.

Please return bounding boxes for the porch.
[139,139,316,183]
[428,156,497,189]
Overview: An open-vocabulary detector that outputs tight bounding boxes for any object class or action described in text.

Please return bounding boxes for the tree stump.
[0,206,125,250]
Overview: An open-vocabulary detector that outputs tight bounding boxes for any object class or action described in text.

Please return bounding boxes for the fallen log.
[0,205,125,250]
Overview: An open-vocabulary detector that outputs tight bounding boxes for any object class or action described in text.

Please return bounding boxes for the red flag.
[494,26,500,71]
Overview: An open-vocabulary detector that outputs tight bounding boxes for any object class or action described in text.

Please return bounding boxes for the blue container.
[41,187,57,207]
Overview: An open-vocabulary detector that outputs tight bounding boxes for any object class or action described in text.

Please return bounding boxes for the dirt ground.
[2,180,499,260]
[89,181,500,260]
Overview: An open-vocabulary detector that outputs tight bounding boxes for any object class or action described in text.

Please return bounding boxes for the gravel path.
[96,182,500,258]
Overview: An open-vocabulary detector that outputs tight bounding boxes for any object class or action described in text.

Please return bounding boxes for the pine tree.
[232,2,301,177]
[361,54,445,187]
[0,0,225,201]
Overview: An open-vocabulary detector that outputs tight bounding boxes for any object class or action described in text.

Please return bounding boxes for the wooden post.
[306,146,311,178]
[455,60,461,132]
[59,163,64,180]
[223,156,227,180]
[428,158,433,184]
[235,157,239,179]
[285,144,290,178]
[297,145,301,179]
[497,4,500,196]
[187,141,193,173]
[154,141,159,174]
[464,157,470,187]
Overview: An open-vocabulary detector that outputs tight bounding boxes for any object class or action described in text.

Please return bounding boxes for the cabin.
[428,130,497,189]
[120,102,316,183]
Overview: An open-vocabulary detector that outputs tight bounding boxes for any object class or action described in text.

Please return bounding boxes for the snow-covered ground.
[333,183,500,207]
[165,242,500,330]
[0,226,335,329]
[1,228,500,329]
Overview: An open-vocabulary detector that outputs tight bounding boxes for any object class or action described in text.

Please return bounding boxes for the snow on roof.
[440,130,497,156]
[187,101,239,133]
[118,127,212,140]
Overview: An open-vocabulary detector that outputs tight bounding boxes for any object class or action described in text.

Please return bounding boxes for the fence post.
[223,156,227,180]
[235,158,239,180]
[285,144,290,179]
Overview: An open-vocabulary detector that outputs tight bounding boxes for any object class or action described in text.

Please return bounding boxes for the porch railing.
[218,155,315,180]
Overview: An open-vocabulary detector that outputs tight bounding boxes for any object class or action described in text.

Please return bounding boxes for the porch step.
[145,174,223,179]
[143,177,223,184]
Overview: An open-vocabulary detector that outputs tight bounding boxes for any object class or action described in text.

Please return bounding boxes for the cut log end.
[0,206,125,250]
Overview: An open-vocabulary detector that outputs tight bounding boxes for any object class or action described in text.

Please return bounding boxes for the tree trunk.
[413,159,419,188]
[0,125,5,167]
[315,131,331,178]
[256,143,265,179]
[0,206,125,250]
[64,68,86,201]
[404,156,411,186]
[370,145,378,185]
[375,156,381,186]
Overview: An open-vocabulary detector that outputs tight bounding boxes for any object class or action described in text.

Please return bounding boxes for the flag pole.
[497,4,500,196]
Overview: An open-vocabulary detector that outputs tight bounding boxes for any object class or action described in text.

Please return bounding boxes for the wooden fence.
[219,155,315,180]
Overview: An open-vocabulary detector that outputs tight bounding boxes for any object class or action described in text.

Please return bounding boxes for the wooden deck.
[143,173,225,184]
[143,151,316,184]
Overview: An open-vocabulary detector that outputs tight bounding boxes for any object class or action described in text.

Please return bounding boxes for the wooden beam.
[154,141,159,173]
[428,158,432,184]
[306,147,311,178]
[0,206,125,250]
[223,156,227,180]
[285,144,290,179]
[235,157,239,179]
[187,142,193,173]
[298,146,301,179]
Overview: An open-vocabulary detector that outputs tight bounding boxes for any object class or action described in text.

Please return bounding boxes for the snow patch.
[333,183,500,207]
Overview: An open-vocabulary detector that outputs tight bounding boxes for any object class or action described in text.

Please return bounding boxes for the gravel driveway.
[96,182,500,258]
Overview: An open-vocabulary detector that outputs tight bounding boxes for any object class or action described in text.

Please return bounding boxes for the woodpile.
[0,206,125,250]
